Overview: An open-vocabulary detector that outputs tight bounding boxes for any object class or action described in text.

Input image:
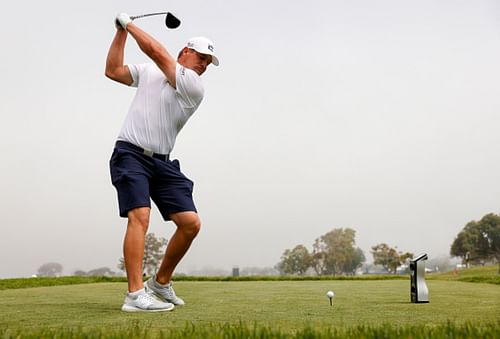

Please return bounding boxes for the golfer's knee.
[181,216,201,239]
[127,208,150,233]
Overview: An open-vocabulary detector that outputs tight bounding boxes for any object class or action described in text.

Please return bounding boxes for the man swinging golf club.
[106,13,219,312]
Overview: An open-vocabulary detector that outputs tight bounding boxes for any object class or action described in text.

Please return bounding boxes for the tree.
[450,221,480,268]
[87,267,115,276]
[477,213,500,273]
[347,247,366,274]
[118,233,168,276]
[371,243,413,274]
[311,228,365,275]
[276,245,312,275]
[37,262,63,277]
[451,213,500,272]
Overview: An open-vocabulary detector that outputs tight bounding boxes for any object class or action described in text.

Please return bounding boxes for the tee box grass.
[0,278,499,337]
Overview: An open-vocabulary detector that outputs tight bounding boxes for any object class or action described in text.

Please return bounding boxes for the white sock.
[128,288,145,297]
[154,275,170,288]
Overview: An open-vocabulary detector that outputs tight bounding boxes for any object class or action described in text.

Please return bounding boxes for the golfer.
[106,13,219,312]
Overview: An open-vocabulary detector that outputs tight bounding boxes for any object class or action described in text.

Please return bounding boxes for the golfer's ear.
[178,47,189,60]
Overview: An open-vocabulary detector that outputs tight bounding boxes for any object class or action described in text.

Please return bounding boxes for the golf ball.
[326,291,334,298]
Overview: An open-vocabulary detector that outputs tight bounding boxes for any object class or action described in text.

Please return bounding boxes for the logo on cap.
[208,44,214,52]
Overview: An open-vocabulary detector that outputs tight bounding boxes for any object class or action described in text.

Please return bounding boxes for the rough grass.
[3,265,498,291]
[428,265,500,285]
[0,276,127,290]
[0,274,407,290]
[1,265,498,292]
[1,321,500,339]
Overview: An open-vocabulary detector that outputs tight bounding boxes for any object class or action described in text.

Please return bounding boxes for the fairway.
[1,280,499,334]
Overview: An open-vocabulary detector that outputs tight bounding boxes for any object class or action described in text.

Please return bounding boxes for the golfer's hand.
[116,13,132,30]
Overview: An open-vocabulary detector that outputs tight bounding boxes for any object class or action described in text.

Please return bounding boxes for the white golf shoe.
[121,289,175,312]
[146,277,185,306]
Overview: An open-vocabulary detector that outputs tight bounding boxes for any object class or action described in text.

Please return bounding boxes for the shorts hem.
[120,204,151,218]
[162,208,198,221]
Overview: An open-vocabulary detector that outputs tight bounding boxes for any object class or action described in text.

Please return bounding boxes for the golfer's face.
[185,49,212,75]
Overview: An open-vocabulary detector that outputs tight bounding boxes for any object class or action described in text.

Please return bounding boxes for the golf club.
[116,12,181,29]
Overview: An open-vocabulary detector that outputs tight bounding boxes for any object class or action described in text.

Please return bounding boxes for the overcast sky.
[1,0,499,278]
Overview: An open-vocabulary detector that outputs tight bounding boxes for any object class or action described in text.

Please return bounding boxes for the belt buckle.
[143,149,154,157]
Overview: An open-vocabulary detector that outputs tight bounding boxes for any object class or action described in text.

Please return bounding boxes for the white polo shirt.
[117,63,204,154]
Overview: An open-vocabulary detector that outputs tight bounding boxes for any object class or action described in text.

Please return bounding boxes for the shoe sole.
[121,304,175,312]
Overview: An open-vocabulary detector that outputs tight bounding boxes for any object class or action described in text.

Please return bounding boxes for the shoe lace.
[168,284,179,297]
[139,292,158,305]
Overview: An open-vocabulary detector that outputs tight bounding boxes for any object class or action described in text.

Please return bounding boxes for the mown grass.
[1,267,498,338]
[0,279,499,335]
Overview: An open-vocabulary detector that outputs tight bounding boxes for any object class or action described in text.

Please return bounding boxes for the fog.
[1,0,499,278]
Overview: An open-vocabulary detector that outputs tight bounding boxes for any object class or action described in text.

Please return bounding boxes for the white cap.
[186,37,219,66]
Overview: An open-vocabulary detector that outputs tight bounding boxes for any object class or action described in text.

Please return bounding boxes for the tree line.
[276,212,500,276]
[36,212,499,277]
[275,228,413,276]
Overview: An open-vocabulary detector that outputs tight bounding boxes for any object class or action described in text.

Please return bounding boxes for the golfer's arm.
[126,23,177,88]
[105,29,133,85]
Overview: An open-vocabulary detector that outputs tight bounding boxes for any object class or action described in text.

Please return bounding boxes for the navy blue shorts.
[109,141,197,220]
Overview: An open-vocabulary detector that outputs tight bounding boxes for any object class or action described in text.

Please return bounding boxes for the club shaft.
[131,12,168,20]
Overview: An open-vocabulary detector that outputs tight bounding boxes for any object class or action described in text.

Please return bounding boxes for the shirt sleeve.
[127,63,148,88]
[175,64,204,111]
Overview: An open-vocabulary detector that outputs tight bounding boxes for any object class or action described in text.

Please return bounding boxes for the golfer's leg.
[155,211,201,284]
[124,207,151,292]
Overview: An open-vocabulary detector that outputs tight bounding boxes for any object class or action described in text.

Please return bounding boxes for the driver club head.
[165,12,181,29]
